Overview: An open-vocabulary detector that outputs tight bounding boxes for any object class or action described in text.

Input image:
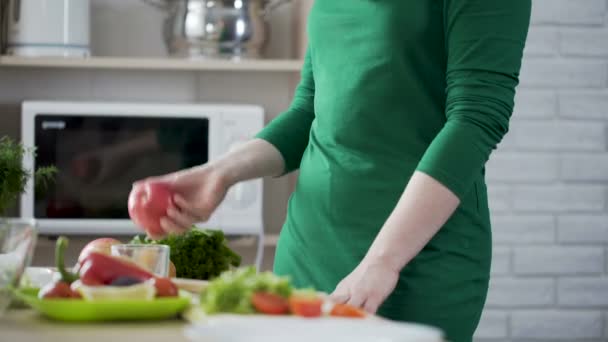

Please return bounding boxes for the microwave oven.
[20,101,265,243]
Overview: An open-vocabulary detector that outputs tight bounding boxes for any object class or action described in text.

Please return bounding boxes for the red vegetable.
[289,295,323,318]
[252,292,290,315]
[151,278,179,297]
[39,281,81,299]
[78,252,178,297]
[78,252,154,286]
[78,238,122,264]
[330,303,366,318]
[128,182,174,238]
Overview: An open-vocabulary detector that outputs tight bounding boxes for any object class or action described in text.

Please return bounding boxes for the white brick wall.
[558,216,608,243]
[492,215,555,243]
[511,310,604,339]
[558,278,608,306]
[514,246,604,275]
[486,278,555,307]
[475,1,608,341]
[560,90,608,119]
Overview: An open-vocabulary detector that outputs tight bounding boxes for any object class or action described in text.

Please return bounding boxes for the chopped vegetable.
[151,278,179,297]
[199,267,367,319]
[251,292,290,315]
[289,295,323,318]
[131,228,241,280]
[200,267,293,314]
[330,303,366,318]
[39,281,80,299]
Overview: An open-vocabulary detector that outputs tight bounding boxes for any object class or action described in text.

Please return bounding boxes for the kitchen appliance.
[5,0,90,57]
[20,101,265,267]
[143,0,290,59]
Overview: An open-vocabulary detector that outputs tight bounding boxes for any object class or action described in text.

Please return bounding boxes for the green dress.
[256,1,530,341]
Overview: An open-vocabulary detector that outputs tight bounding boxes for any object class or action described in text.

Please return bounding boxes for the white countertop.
[0,309,192,342]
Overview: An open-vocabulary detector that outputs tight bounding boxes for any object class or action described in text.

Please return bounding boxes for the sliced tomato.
[39,281,74,299]
[330,303,366,318]
[289,295,323,318]
[152,277,179,297]
[251,292,290,315]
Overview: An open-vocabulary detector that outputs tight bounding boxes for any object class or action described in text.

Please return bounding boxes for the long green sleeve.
[255,49,315,173]
[416,0,531,199]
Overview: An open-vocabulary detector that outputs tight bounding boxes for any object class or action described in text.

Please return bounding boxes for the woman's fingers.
[167,206,195,228]
[362,295,382,314]
[174,195,211,222]
[160,217,190,235]
[133,176,159,187]
[173,195,202,220]
[330,292,350,304]
[146,230,166,241]
[346,292,366,308]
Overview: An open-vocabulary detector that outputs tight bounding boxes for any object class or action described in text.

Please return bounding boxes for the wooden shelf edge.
[0,56,303,72]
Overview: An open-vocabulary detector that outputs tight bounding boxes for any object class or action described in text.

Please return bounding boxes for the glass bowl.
[0,219,37,316]
[111,244,170,277]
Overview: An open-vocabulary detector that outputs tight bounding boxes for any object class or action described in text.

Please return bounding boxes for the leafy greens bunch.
[131,228,241,280]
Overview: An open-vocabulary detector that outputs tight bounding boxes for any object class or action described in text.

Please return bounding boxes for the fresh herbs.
[131,228,241,280]
[0,136,56,215]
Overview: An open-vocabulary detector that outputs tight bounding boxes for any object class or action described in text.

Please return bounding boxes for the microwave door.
[33,115,209,227]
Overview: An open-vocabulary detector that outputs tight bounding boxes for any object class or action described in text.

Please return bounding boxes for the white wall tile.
[514,246,604,275]
[492,215,555,244]
[558,216,608,243]
[486,277,555,307]
[512,310,604,339]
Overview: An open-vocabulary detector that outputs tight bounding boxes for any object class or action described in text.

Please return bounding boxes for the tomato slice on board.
[289,295,323,318]
[152,278,179,298]
[251,292,290,315]
[330,303,366,318]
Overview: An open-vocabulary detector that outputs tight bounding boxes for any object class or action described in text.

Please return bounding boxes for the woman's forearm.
[211,138,286,186]
[364,171,461,272]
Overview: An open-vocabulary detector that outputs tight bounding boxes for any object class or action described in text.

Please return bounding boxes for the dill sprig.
[0,136,57,215]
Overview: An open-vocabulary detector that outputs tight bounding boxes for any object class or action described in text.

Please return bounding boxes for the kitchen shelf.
[0,55,303,73]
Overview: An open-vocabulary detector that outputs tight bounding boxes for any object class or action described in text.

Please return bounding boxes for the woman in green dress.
[136,1,531,341]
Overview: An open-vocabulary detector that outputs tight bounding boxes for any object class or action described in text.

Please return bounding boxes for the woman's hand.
[331,172,461,315]
[330,257,400,314]
[132,138,286,240]
[136,165,231,239]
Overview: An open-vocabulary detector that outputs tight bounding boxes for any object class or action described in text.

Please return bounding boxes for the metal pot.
[144,0,290,59]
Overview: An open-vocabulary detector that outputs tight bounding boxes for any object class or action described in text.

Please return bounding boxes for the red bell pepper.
[78,252,155,286]
[46,236,178,298]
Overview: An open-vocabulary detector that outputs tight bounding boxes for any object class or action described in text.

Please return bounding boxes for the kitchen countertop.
[0,309,192,342]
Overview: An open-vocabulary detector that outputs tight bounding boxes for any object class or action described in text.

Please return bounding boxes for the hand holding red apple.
[128,182,174,239]
[129,166,230,240]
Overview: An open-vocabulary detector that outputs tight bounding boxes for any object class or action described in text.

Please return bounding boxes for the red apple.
[128,182,174,238]
[78,238,122,264]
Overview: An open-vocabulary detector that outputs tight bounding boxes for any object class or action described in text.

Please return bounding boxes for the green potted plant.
[0,136,57,219]
[0,136,56,313]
